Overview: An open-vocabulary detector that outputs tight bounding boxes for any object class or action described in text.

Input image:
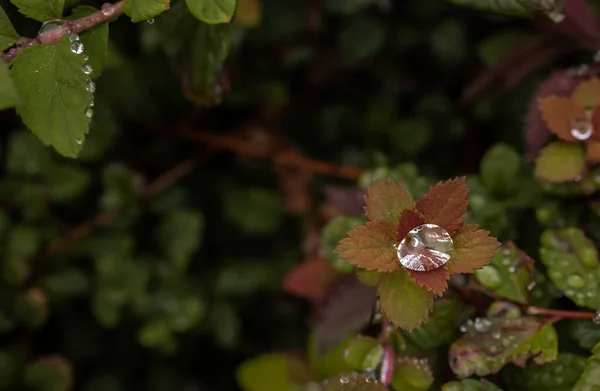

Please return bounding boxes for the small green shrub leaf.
[480,143,522,195]
[157,210,204,268]
[534,142,585,183]
[237,354,313,391]
[322,215,366,273]
[506,353,587,391]
[573,342,600,391]
[540,228,600,309]
[123,0,170,22]
[449,316,558,377]
[475,242,533,303]
[0,61,18,110]
[343,336,383,371]
[24,356,72,391]
[570,320,600,350]
[0,6,17,51]
[186,0,236,24]
[10,0,64,22]
[391,357,434,391]
[442,379,503,391]
[11,36,93,157]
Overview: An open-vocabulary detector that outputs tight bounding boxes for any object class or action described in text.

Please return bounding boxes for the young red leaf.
[446,225,500,275]
[364,179,414,224]
[538,96,585,141]
[378,268,434,330]
[283,257,338,301]
[415,177,468,235]
[571,77,600,109]
[407,266,449,296]
[588,140,600,163]
[396,209,426,242]
[334,221,399,272]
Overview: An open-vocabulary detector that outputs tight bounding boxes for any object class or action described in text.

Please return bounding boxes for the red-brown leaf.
[283,257,338,301]
[364,179,414,224]
[415,177,469,235]
[406,266,449,296]
[446,225,501,275]
[587,140,600,163]
[396,209,426,243]
[334,220,399,272]
[538,96,586,141]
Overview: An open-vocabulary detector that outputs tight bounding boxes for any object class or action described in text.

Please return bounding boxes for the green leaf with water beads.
[445,0,564,22]
[237,354,313,391]
[0,6,17,51]
[391,357,434,391]
[506,353,587,391]
[157,210,204,268]
[123,0,169,22]
[77,97,117,161]
[0,61,17,110]
[534,142,586,183]
[570,320,600,350]
[442,379,503,391]
[449,316,557,378]
[322,373,385,391]
[540,228,600,310]
[186,0,235,24]
[10,0,64,22]
[573,342,600,391]
[480,143,522,195]
[11,36,93,158]
[67,6,109,76]
[401,298,473,350]
[322,215,366,273]
[343,336,383,371]
[475,242,533,304]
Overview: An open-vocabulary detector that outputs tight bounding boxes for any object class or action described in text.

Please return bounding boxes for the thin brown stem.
[3,1,125,62]
[378,315,395,385]
[527,306,597,320]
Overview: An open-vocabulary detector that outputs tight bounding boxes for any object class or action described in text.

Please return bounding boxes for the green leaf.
[390,118,432,156]
[379,269,434,330]
[137,320,176,353]
[0,61,18,110]
[429,19,467,66]
[186,0,235,23]
[343,336,383,372]
[157,210,204,268]
[477,31,531,66]
[450,317,558,377]
[573,342,600,391]
[309,334,356,380]
[540,228,600,309]
[570,320,600,350]
[391,357,434,391]
[8,224,40,261]
[0,6,17,51]
[480,143,522,195]
[14,287,48,328]
[326,0,377,14]
[0,351,18,389]
[534,142,586,183]
[322,373,385,390]
[11,36,93,158]
[223,187,283,235]
[123,0,170,22]
[210,301,240,348]
[237,354,312,391]
[10,0,64,22]
[41,269,90,298]
[67,6,109,76]
[339,15,385,65]
[24,356,72,391]
[442,379,503,391]
[44,164,90,201]
[190,21,231,101]
[6,131,53,175]
[77,97,117,161]
[506,353,587,391]
[214,259,277,296]
[100,163,143,211]
[445,0,564,22]
[402,298,473,350]
[475,242,533,303]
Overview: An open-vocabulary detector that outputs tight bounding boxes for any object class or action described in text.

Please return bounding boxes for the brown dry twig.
[3,1,124,62]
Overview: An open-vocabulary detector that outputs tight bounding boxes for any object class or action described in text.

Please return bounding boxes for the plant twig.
[526,306,596,320]
[378,315,395,385]
[3,1,124,62]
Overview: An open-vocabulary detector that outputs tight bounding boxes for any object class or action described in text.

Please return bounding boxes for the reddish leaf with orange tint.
[364,179,414,224]
[407,266,449,296]
[446,225,500,275]
[415,177,469,235]
[283,257,338,301]
[538,96,586,141]
[396,209,426,243]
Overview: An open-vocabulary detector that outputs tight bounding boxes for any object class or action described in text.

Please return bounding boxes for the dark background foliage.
[1,0,600,390]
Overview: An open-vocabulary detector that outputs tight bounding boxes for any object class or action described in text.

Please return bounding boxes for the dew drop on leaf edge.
[82,63,93,75]
[85,107,94,118]
[85,80,96,93]
[397,223,453,271]
[70,41,84,55]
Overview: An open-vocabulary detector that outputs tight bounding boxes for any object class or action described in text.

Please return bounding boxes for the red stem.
[526,306,596,320]
[378,315,395,385]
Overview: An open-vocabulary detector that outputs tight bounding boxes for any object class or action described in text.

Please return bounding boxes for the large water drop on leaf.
[570,119,593,140]
[397,224,453,271]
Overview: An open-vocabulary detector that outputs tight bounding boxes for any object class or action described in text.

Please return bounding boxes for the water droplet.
[567,274,585,289]
[527,281,536,291]
[340,376,349,384]
[89,100,95,108]
[502,338,511,347]
[147,18,155,24]
[474,317,492,332]
[571,119,593,140]
[593,310,600,324]
[488,345,498,354]
[502,257,513,266]
[68,33,79,42]
[459,325,467,333]
[566,289,576,297]
[503,248,511,256]
[491,330,502,339]
[85,80,96,93]
[85,107,94,118]
[75,138,83,145]
[70,41,84,54]
[397,224,453,271]
[82,63,93,75]
[101,3,115,16]
[508,266,516,273]
[83,55,89,62]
